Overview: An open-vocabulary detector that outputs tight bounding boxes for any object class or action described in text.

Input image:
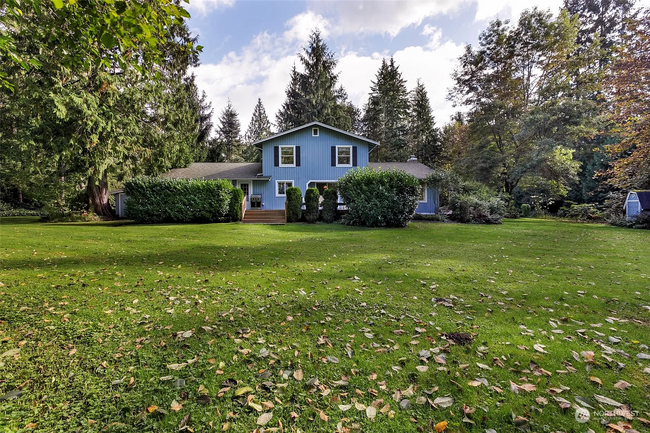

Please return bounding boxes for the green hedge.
[321,188,338,223]
[124,177,234,224]
[229,188,245,222]
[286,187,302,223]
[304,188,320,223]
[337,167,419,228]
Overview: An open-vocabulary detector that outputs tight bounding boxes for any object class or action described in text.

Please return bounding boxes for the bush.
[321,188,339,223]
[520,204,531,217]
[609,213,650,230]
[229,188,245,222]
[286,187,302,223]
[304,188,320,223]
[0,202,43,217]
[559,203,604,222]
[124,177,233,224]
[338,167,419,228]
[448,194,505,224]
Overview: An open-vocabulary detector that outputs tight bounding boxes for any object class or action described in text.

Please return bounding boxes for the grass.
[0,217,649,432]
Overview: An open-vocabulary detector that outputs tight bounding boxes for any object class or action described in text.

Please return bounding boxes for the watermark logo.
[575,407,590,423]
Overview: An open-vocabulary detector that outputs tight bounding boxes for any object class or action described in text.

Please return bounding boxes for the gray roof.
[635,191,650,210]
[161,163,266,180]
[252,122,379,149]
[368,162,435,180]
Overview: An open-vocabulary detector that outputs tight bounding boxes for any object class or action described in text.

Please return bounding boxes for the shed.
[624,191,650,219]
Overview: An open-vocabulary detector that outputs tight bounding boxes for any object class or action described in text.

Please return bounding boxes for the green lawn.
[1,217,649,432]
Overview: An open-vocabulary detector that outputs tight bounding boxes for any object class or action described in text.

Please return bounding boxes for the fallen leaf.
[256,412,273,426]
[613,380,631,390]
[234,386,254,396]
[147,405,158,413]
[433,397,454,408]
[435,420,448,432]
[594,394,623,407]
[318,410,329,422]
[293,369,303,381]
[590,376,603,386]
[366,406,377,419]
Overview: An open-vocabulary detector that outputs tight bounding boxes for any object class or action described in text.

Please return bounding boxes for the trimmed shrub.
[338,167,419,228]
[321,188,339,223]
[286,187,302,223]
[229,188,245,222]
[448,194,505,224]
[304,188,320,223]
[124,177,233,224]
[520,204,531,217]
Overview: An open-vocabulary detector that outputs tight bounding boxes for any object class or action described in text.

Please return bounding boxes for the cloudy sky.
[185,0,644,133]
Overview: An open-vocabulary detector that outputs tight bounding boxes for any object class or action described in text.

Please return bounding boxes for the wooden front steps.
[242,210,286,225]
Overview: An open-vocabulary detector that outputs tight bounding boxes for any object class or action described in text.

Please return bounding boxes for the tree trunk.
[88,171,113,219]
[18,188,23,204]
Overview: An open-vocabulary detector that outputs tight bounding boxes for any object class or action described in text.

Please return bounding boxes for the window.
[280,146,295,167]
[336,146,352,167]
[312,127,319,136]
[419,182,427,202]
[276,180,293,197]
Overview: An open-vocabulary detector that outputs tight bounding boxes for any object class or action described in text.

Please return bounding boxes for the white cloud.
[310,0,467,37]
[192,13,328,133]
[186,0,235,16]
[473,0,561,22]
[283,11,330,42]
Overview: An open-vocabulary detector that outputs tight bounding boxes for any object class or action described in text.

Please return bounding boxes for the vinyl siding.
[256,127,371,210]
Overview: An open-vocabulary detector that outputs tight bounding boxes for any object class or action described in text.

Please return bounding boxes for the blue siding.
[416,185,438,215]
[253,127,371,210]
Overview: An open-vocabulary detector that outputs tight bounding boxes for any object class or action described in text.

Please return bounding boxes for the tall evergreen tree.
[243,98,272,162]
[210,100,243,162]
[362,58,411,162]
[275,30,352,131]
[564,0,636,67]
[408,79,441,166]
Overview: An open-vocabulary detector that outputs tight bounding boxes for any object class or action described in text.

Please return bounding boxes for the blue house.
[623,191,650,220]
[114,122,438,222]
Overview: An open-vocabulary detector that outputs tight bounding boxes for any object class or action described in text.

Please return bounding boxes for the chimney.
[407,155,418,162]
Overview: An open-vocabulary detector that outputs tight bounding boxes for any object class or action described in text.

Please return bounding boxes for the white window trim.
[336,145,353,167]
[312,127,319,136]
[279,145,296,167]
[276,180,294,197]
[419,182,428,203]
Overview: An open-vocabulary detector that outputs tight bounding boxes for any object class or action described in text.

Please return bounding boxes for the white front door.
[239,182,251,209]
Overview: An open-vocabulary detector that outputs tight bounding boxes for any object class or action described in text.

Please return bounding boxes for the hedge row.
[124,177,234,224]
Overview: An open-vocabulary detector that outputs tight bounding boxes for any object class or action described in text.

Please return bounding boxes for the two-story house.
[113,122,438,222]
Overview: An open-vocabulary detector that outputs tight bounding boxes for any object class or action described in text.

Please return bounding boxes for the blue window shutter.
[296,146,301,167]
[331,146,336,166]
[274,146,279,167]
[352,146,358,166]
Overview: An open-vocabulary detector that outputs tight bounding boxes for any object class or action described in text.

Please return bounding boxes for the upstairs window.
[280,146,295,167]
[312,127,319,136]
[336,146,352,167]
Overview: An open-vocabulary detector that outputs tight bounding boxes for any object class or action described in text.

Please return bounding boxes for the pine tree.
[212,100,242,162]
[243,98,272,162]
[362,58,411,162]
[276,30,352,131]
[409,79,441,166]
